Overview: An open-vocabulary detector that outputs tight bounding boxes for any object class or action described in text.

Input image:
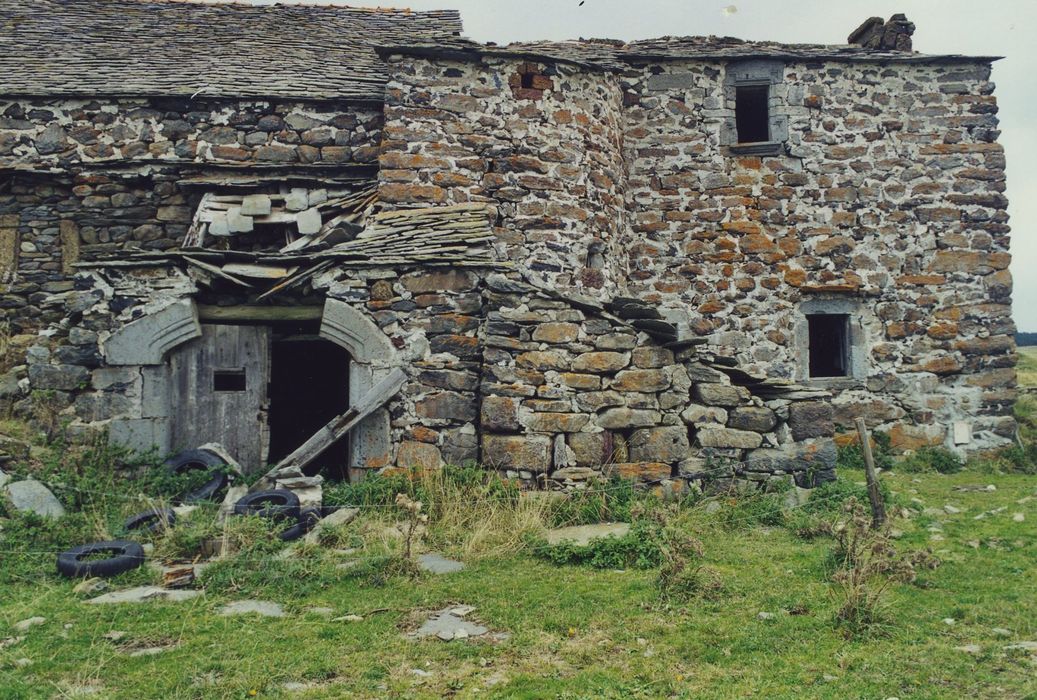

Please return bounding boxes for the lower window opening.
[807,314,851,378]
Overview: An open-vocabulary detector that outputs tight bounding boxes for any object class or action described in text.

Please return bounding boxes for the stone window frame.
[794,297,868,388]
[720,59,789,157]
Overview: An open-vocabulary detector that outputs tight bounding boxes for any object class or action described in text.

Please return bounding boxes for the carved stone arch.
[319,297,399,478]
[102,299,202,366]
[103,296,396,479]
[318,298,398,366]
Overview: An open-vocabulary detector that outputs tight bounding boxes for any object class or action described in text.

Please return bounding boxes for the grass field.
[1016,346,1037,388]
[0,451,1035,699]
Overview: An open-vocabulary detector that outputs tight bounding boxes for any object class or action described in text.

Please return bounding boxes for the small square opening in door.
[213,369,247,392]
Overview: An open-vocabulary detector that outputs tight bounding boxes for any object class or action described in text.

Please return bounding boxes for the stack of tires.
[56,448,320,579]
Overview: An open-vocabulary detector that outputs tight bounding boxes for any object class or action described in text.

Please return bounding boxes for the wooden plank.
[197,305,323,323]
[255,260,334,301]
[184,256,254,288]
[262,367,406,477]
[221,263,298,279]
[170,325,270,473]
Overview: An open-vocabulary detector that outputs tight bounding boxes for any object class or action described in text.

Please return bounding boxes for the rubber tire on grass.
[234,489,300,522]
[163,449,229,503]
[56,540,146,578]
[124,508,176,534]
[279,507,322,542]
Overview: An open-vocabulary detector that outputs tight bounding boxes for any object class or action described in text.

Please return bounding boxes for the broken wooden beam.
[260,367,407,479]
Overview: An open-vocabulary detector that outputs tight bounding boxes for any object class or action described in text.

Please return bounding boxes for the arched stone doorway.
[102,297,397,479]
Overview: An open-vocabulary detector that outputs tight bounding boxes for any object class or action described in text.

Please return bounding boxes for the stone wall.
[377,52,1015,453]
[15,259,835,491]
[0,98,382,167]
[476,274,835,493]
[379,55,628,295]
[618,59,1013,451]
[0,98,383,333]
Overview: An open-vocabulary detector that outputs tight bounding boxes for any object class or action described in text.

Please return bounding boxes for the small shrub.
[836,431,894,471]
[989,444,1037,475]
[657,529,722,602]
[898,446,964,474]
[394,492,427,562]
[828,499,939,637]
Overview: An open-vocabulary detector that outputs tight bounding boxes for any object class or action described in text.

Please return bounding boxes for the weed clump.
[828,499,940,637]
[656,528,722,602]
[836,431,894,471]
[898,446,964,474]
[531,519,665,570]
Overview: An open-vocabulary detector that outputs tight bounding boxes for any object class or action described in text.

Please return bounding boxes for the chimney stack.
[848,13,915,51]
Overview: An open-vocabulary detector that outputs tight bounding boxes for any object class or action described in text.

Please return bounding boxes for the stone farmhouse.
[0,2,1015,491]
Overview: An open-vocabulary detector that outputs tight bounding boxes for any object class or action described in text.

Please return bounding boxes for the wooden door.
[170,324,270,472]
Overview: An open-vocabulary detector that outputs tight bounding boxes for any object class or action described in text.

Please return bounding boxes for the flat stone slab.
[543,522,630,547]
[218,600,285,617]
[87,586,201,604]
[418,553,465,575]
[4,479,65,518]
[1004,641,1037,651]
[303,507,359,544]
[412,607,488,641]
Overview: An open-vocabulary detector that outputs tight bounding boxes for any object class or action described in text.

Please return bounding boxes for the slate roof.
[380,35,1000,68]
[0,0,464,101]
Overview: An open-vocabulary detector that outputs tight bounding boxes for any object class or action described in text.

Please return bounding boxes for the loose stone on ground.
[218,600,285,617]
[417,553,465,574]
[87,586,202,604]
[543,522,630,546]
[4,479,65,518]
[410,605,508,642]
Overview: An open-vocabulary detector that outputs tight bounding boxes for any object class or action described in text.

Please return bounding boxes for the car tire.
[279,507,322,542]
[56,540,146,578]
[124,508,176,534]
[233,489,300,522]
[163,449,229,503]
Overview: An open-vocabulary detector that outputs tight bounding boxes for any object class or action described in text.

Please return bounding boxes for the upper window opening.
[807,314,850,378]
[521,73,535,89]
[736,84,770,143]
[213,369,247,392]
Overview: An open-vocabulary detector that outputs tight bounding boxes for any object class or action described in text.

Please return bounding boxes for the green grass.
[1016,346,1037,389]
[1,462,1035,699]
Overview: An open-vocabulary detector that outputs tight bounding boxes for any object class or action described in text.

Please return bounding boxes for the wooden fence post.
[854,417,887,528]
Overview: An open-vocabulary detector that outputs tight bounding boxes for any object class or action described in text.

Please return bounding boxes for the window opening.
[521,72,535,89]
[213,369,247,392]
[807,314,850,378]
[735,84,770,143]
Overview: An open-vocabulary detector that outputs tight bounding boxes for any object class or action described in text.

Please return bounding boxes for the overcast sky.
[259,0,1036,330]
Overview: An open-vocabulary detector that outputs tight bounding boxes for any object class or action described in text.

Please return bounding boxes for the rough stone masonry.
[0,2,1015,492]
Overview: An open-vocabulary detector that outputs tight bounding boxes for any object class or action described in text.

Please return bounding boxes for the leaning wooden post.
[854,417,886,529]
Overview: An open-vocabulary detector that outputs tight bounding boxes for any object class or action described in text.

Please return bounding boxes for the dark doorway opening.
[807,314,851,378]
[267,322,351,479]
[736,84,770,143]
